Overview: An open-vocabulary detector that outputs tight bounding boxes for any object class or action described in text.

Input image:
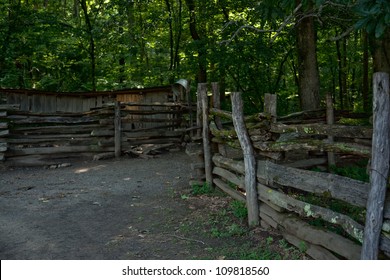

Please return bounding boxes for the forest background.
[0,0,389,115]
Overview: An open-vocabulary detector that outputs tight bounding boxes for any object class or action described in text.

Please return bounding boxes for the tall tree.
[185,0,207,83]
[79,0,96,91]
[295,0,321,110]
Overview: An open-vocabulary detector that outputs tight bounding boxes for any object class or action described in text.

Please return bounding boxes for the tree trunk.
[362,31,370,113]
[371,28,390,74]
[185,0,207,83]
[165,0,174,83]
[80,0,96,91]
[295,0,320,111]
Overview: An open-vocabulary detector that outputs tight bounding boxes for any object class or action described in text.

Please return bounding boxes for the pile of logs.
[4,107,115,166]
[1,101,190,166]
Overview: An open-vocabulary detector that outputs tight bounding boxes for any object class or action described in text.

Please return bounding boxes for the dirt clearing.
[0,151,305,260]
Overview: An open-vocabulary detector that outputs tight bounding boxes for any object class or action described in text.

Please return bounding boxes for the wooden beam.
[362,72,390,259]
[199,83,213,186]
[231,92,259,227]
[114,101,121,158]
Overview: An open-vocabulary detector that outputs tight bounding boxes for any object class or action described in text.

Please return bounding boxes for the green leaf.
[375,20,386,38]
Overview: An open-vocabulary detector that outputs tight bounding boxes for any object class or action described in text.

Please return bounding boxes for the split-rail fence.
[191,78,389,260]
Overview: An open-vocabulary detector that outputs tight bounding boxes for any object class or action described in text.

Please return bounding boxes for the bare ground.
[0,150,305,260]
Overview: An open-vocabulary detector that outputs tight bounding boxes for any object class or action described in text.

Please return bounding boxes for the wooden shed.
[0,86,174,113]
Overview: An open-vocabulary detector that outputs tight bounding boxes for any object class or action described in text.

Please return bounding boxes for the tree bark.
[185,0,207,83]
[295,0,320,111]
[80,0,96,91]
[371,29,390,74]
[231,92,259,227]
[361,72,390,260]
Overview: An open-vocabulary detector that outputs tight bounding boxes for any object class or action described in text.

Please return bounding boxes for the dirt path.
[0,151,305,260]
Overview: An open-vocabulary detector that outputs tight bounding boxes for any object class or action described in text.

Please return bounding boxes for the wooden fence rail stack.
[0,101,190,166]
[195,77,390,260]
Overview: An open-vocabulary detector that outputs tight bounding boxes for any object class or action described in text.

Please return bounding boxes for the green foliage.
[0,0,382,116]
[329,162,370,183]
[191,182,214,195]
[355,0,390,38]
[229,200,248,220]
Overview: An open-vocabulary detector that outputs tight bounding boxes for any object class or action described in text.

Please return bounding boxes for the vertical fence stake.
[199,83,213,186]
[264,93,277,122]
[114,101,122,158]
[361,72,390,259]
[231,92,260,227]
[212,82,227,157]
[326,93,336,169]
[196,86,203,138]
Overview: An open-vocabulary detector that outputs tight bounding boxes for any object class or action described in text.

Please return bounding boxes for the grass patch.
[229,200,248,220]
[191,182,214,195]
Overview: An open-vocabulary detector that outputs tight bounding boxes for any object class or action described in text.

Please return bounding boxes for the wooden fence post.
[199,83,213,186]
[196,86,203,138]
[231,92,260,227]
[264,93,277,122]
[212,82,227,157]
[361,72,390,259]
[114,101,122,158]
[326,93,336,168]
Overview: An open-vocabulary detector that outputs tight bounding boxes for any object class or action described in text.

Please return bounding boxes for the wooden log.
[213,178,246,203]
[122,102,183,107]
[282,158,327,168]
[8,115,101,124]
[257,182,365,243]
[0,111,6,117]
[10,124,104,134]
[121,117,182,123]
[259,202,361,259]
[123,130,184,139]
[7,145,114,156]
[93,152,115,161]
[199,83,213,186]
[0,153,4,161]
[231,92,259,227]
[253,139,371,157]
[121,109,185,115]
[0,123,7,129]
[282,231,339,260]
[212,82,228,157]
[213,154,369,208]
[362,72,390,260]
[270,123,372,139]
[0,130,9,137]
[0,142,7,152]
[0,104,20,110]
[210,108,232,120]
[124,138,181,146]
[114,101,121,158]
[91,129,114,137]
[213,166,243,188]
[121,123,178,132]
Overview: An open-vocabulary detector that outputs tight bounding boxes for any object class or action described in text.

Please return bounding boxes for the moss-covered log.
[253,139,371,157]
[271,123,372,139]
